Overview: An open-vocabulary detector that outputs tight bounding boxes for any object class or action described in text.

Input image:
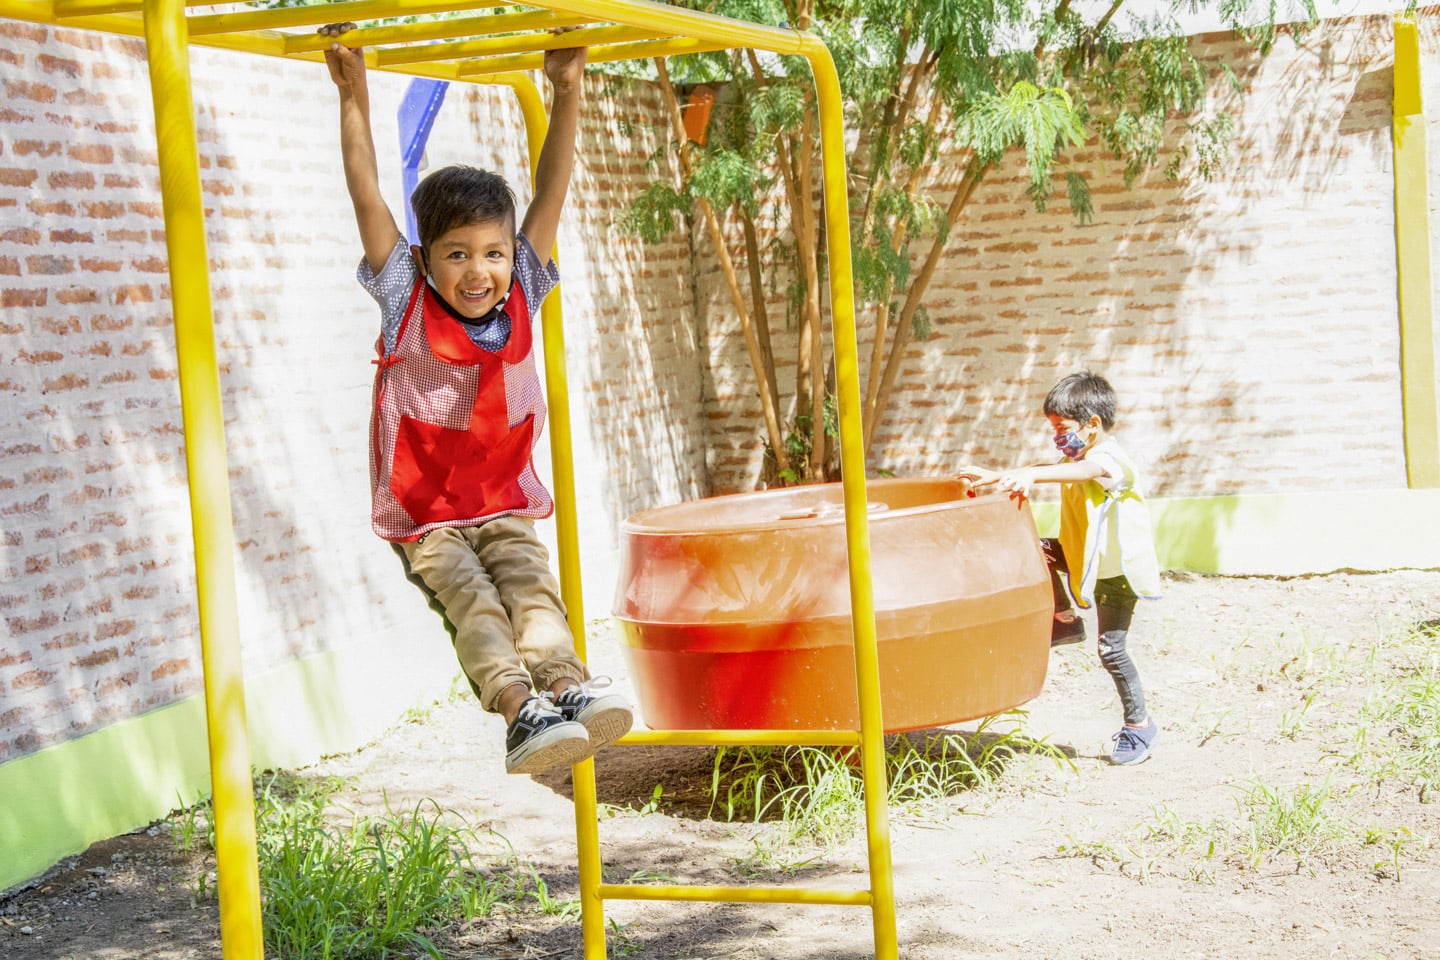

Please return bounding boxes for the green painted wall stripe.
[1393,16,1440,488]
[0,638,457,893]
[1032,488,1440,575]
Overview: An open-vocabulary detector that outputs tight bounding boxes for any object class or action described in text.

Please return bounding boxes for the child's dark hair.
[1044,371,1117,430]
[410,164,516,253]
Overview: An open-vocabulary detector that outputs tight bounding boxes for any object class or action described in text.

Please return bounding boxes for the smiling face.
[415,219,514,320]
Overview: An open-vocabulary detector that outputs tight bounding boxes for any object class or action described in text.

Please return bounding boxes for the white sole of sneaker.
[575,701,633,751]
[506,729,593,775]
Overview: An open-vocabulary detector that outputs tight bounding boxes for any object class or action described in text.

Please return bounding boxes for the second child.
[957,372,1162,765]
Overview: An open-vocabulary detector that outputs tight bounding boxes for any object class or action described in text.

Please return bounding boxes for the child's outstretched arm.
[959,460,1109,500]
[520,39,588,262]
[321,22,403,275]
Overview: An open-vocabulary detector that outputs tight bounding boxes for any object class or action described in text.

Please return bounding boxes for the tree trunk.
[654,58,790,476]
[865,159,987,461]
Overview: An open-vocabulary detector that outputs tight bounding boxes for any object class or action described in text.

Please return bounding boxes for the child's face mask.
[1054,431,1087,460]
[1047,413,1095,460]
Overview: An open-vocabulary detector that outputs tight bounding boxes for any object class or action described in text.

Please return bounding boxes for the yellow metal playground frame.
[0,1,898,957]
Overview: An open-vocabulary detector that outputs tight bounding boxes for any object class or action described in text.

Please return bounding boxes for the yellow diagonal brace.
[1393,16,1438,488]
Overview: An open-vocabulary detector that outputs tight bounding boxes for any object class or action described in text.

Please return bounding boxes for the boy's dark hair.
[1044,371,1117,430]
[410,164,516,253]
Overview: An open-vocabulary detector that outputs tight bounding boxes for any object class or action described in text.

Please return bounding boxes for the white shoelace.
[543,676,616,706]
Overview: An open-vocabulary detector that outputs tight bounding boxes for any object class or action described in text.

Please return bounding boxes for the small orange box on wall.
[682,85,716,145]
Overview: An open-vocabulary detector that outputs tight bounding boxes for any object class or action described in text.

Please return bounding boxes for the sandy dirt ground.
[4,569,1439,960]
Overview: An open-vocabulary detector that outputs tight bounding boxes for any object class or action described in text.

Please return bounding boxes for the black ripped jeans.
[1041,538,1147,726]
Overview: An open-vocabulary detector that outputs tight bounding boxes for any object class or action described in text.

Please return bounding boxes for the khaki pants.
[399,516,588,713]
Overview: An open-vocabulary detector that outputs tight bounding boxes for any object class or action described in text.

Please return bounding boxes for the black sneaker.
[1051,612,1087,647]
[549,679,633,751]
[504,697,592,775]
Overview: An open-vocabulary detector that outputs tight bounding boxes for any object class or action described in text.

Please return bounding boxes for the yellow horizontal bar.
[531,0,803,54]
[52,0,209,16]
[599,882,873,906]
[0,0,298,56]
[186,0,509,36]
[282,8,595,55]
[454,35,730,76]
[616,729,862,747]
[378,22,662,66]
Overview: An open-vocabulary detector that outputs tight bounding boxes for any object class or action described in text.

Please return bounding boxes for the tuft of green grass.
[1234,778,1352,871]
[706,711,1069,846]
[1351,645,1440,800]
[255,779,509,959]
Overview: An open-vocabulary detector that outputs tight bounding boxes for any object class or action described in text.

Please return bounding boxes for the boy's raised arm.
[321,23,403,275]
[521,42,587,262]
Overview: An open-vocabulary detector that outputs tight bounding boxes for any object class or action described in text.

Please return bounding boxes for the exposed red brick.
[0,169,38,189]
[37,54,80,78]
[48,228,91,244]
[81,200,125,219]
[54,27,104,51]
[22,465,71,484]
[56,288,99,304]
[47,170,94,190]
[0,21,47,42]
[80,257,121,272]
[33,312,80,335]
[2,287,47,312]
[41,372,88,393]
[5,611,58,636]
[2,81,55,103]
[42,630,90,651]
[24,255,73,275]
[88,512,127,532]
[150,658,189,681]
[67,143,113,164]
[0,257,18,276]
[13,139,60,157]
[95,620,134,641]
[114,284,153,304]
[11,669,56,691]
[115,537,152,555]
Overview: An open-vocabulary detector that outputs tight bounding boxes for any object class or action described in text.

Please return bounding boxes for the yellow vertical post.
[1393,15,1439,488]
[496,72,607,959]
[803,37,899,960]
[139,2,263,958]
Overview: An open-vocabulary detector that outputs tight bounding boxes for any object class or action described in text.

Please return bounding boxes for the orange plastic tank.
[612,477,1053,733]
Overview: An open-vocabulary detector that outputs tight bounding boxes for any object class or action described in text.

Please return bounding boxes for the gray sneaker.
[1109,718,1160,765]
[549,679,633,752]
[504,697,592,775]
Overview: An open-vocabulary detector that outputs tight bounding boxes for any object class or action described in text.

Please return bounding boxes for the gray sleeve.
[358,239,419,355]
[512,232,560,309]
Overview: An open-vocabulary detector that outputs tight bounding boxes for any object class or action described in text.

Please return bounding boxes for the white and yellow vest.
[1056,437,1162,608]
